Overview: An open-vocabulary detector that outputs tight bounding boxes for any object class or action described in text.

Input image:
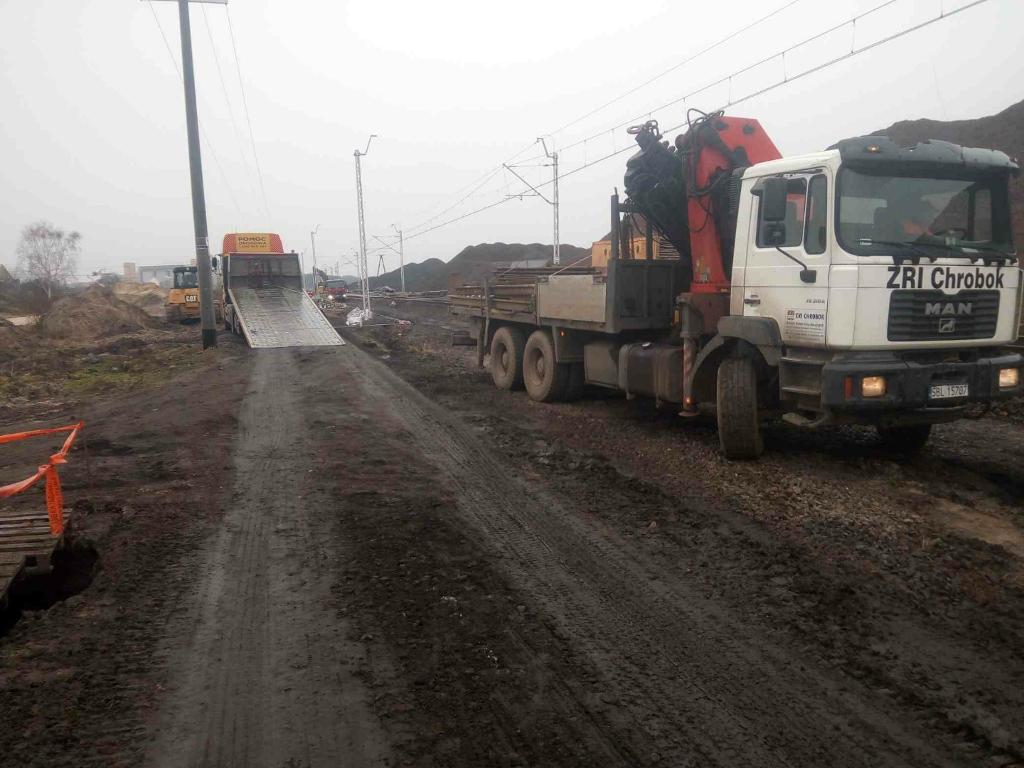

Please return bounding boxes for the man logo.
[925,302,973,316]
[938,318,956,334]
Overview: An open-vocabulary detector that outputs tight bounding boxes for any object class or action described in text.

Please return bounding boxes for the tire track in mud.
[145,350,387,768]
[339,344,966,768]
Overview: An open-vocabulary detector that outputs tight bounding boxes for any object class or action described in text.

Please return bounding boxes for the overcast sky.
[1,0,1021,278]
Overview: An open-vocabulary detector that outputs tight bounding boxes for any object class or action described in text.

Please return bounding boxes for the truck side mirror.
[763,223,787,246]
[761,177,788,222]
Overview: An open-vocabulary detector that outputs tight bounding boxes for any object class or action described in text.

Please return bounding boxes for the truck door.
[742,172,831,348]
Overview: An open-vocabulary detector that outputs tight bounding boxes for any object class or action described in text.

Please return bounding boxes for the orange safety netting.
[0,422,84,535]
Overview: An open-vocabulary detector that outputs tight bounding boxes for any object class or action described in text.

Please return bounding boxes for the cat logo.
[938,318,956,334]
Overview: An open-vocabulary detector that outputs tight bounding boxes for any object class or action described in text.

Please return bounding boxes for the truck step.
[782,411,829,429]
[781,385,822,397]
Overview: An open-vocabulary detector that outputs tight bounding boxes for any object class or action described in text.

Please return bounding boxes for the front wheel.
[716,357,764,460]
[876,424,931,453]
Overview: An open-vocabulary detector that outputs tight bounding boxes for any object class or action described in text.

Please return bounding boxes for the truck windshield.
[174,270,199,289]
[836,168,1013,257]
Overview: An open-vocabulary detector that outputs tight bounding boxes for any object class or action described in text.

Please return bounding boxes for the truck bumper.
[820,350,1023,425]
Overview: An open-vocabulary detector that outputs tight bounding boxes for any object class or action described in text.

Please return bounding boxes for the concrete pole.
[551,150,560,266]
[538,137,560,266]
[393,224,405,293]
[354,135,375,319]
[310,224,319,292]
[177,0,217,347]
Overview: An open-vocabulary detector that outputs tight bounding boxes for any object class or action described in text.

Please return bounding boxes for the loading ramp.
[229,286,345,349]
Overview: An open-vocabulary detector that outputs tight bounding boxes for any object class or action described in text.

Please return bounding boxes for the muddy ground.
[0,304,1021,767]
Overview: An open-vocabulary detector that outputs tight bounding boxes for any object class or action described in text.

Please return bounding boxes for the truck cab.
[720,136,1021,448]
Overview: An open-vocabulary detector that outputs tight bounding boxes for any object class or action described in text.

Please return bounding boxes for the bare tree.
[15,221,81,300]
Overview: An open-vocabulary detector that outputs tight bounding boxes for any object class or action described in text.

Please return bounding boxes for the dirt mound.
[368,242,591,293]
[40,286,163,340]
[0,318,29,361]
[113,282,168,318]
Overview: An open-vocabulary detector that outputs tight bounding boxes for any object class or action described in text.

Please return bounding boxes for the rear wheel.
[490,325,526,390]
[877,423,931,453]
[523,330,571,402]
[716,356,764,460]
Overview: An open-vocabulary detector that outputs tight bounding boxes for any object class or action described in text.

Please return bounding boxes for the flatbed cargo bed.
[449,259,682,334]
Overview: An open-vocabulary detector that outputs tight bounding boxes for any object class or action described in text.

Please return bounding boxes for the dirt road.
[0,319,1022,766]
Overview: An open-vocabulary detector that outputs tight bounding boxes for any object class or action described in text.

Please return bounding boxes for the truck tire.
[876,424,931,453]
[490,326,526,390]
[716,356,764,460]
[523,329,570,402]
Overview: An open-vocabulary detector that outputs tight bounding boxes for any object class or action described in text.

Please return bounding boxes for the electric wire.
[544,0,804,139]
[384,0,998,248]
[147,1,243,218]
[557,0,995,183]
[556,0,902,155]
[201,4,263,219]
[226,7,273,224]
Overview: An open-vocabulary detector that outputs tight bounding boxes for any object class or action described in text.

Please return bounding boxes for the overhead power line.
[201,4,263,220]
[147,1,242,218]
[557,0,995,182]
[393,0,998,247]
[545,0,804,139]
[226,7,272,225]
[557,0,903,155]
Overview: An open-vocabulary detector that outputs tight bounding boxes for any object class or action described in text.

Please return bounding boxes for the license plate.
[185,295,199,303]
[929,383,968,400]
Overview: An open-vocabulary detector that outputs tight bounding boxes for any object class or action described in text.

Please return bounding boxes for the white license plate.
[929,383,968,400]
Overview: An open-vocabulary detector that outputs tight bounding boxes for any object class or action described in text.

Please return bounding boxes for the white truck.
[450,111,1022,458]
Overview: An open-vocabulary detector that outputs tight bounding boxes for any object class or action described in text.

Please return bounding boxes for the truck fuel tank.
[617,342,683,405]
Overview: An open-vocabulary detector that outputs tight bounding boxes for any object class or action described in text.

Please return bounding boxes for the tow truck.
[450,110,1022,458]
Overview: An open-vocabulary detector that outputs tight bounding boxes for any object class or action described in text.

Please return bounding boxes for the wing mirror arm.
[775,246,817,283]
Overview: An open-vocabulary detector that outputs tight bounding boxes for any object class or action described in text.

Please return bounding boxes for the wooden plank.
[0,520,52,530]
[0,512,53,522]
[0,539,58,552]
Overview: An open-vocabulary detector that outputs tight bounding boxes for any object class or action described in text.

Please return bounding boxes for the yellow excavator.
[165,265,222,324]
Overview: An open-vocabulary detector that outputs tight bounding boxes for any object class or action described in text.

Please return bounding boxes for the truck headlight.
[861,376,886,397]
[999,368,1020,388]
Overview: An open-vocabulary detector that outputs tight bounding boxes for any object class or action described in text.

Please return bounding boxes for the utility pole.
[372,229,405,292]
[393,224,405,293]
[353,249,365,310]
[310,224,319,291]
[504,137,561,267]
[155,0,228,348]
[539,137,560,266]
[354,134,376,319]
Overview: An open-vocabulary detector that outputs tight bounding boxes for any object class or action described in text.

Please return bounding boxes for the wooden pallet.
[0,507,65,609]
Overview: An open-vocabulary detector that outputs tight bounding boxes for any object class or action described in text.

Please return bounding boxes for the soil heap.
[113,281,169,318]
[0,318,28,362]
[40,286,163,340]
[368,242,591,293]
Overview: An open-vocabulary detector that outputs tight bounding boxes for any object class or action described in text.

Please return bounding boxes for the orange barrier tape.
[0,422,84,535]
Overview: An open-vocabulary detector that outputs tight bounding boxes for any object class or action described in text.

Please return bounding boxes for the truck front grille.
[887,290,999,342]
